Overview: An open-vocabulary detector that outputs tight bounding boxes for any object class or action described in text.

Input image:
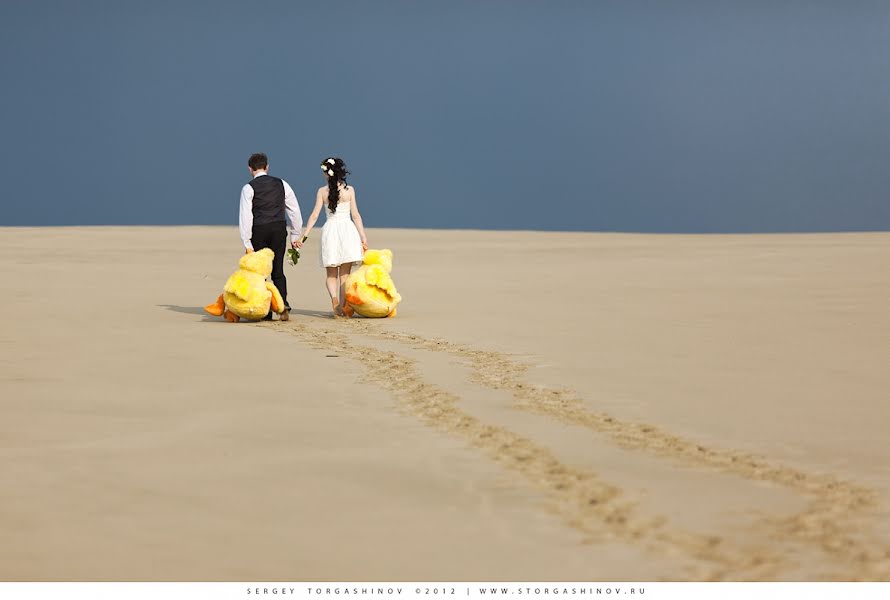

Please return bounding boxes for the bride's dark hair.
[320,157,350,213]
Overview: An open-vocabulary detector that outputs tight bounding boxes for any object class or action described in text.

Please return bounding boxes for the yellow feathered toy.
[343,249,401,318]
[204,248,287,322]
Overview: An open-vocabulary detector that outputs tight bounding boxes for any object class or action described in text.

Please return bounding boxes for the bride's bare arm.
[350,188,368,249]
[298,189,325,246]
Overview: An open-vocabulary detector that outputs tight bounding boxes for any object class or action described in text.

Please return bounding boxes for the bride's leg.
[325,267,342,315]
[338,263,353,315]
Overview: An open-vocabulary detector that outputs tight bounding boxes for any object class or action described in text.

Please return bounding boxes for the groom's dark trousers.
[251,220,289,310]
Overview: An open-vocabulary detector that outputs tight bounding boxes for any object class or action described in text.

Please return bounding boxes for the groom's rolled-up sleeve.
[283,181,303,242]
[239,184,254,250]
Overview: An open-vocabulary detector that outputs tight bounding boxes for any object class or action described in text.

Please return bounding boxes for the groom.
[239,153,303,320]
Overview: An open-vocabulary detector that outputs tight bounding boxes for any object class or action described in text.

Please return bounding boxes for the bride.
[296,157,369,317]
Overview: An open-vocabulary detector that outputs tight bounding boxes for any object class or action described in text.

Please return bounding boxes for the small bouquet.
[287,236,309,265]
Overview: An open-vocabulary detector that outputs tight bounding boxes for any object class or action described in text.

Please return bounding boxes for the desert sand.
[1,226,889,581]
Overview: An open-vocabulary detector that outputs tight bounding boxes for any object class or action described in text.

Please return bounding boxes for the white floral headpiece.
[327,169,334,176]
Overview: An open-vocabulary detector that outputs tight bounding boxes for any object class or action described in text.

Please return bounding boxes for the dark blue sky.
[2,1,888,232]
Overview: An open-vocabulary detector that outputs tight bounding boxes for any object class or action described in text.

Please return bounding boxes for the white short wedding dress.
[320,200,364,268]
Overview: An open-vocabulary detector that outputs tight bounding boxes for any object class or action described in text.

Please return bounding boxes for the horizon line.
[1,224,889,236]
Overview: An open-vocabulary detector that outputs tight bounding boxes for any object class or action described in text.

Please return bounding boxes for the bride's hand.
[292,240,303,249]
[361,241,368,251]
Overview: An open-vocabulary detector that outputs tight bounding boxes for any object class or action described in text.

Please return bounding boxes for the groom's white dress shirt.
[239,170,303,250]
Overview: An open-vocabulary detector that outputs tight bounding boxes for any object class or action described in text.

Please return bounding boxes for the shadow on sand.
[287,308,333,319]
[158,304,334,321]
[158,304,207,316]
[157,304,219,322]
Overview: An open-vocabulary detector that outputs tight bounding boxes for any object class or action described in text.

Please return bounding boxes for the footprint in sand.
[258,318,890,581]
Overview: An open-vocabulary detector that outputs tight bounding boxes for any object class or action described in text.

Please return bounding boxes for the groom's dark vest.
[249,175,286,226]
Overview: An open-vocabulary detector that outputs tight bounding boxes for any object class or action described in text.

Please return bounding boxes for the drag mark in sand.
[260,320,789,581]
[340,319,890,581]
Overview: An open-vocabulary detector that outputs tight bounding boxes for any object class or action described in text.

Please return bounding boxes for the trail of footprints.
[259,318,890,581]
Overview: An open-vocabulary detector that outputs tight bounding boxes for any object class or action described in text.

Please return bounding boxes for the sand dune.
[1,226,888,581]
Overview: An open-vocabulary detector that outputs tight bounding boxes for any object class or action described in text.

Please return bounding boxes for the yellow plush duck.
[343,249,402,318]
[204,248,287,322]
